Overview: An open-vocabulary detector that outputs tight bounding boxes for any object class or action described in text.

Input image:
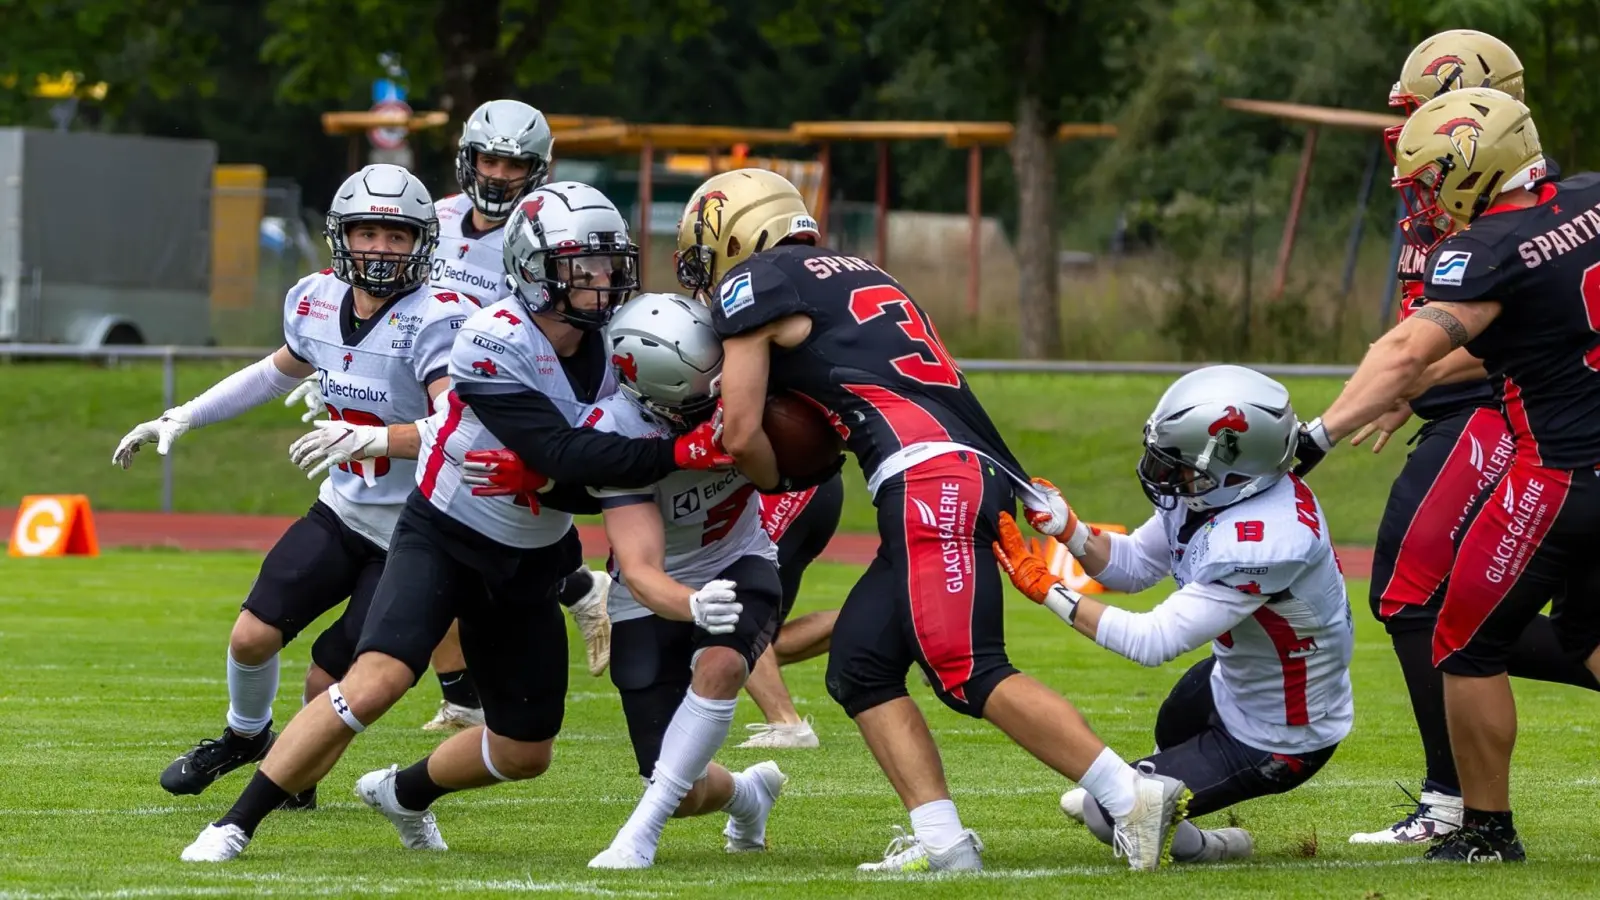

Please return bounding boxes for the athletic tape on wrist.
[327,683,366,733]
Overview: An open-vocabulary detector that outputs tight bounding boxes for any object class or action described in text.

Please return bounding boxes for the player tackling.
[993,365,1352,863]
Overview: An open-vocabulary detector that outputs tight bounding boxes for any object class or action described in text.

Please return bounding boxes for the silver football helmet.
[606,293,723,432]
[1137,365,1299,511]
[325,164,439,299]
[456,99,554,221]
[502,181,638,331]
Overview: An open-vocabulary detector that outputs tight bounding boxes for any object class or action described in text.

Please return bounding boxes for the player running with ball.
[993,365,1353,864]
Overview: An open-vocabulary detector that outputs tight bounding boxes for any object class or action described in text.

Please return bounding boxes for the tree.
[869,0,1145,359]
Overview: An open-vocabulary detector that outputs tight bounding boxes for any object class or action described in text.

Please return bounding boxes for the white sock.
[616,689,736,855]
[224,650,279,737]
[721,769,762,823]
[1079,747,1140,819]
[909,798,964,849]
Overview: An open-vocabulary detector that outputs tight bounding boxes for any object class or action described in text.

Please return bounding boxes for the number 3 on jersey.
[324,405,390,478]
[848,285,962,387]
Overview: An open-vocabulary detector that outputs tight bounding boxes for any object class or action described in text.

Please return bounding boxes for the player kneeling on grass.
[994,365,1354,864]
[583,293,802,868]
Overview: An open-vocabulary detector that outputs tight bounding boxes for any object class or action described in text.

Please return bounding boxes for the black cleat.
[1424,825,1526,863]
[158,724,275,796]
[278,785,317,811]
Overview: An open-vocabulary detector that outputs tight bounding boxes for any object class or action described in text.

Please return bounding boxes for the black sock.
[553,567,594,608]
[216,769,292,837]
[393,757,454,812]
[436,669,481,709]
[1391,628,1460,792]
[1464,808,1515,835]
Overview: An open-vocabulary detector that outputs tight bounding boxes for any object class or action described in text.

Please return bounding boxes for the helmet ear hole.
[727,236,742,259]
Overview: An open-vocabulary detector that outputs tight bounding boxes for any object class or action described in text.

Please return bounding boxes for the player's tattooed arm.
[1412,306,1470,349]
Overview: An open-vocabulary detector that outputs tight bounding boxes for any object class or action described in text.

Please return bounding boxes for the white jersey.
[431,193,513,305]
[584,393,777,624]
[1093,475,1354,754]
[282,270,470,549]
[416,298,616,548]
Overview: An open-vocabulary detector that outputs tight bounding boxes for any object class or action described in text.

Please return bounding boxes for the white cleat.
[355,765,448,851]
[1349,788,1462,844]
[421,700,485,733]
[180,823,250,862]
[724,760,789,852]
[1112,769,1191,872]
[856,825,984,873]
[1060,787,1088,823]
[588,844,652,869]
[568,570,613,677]
[737,717,820,750]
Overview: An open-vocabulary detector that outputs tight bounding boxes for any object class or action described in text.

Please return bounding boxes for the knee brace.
[327,683,367,733]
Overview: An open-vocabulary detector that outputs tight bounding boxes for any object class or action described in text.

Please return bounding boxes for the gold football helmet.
[1386,31,1525,163]
[675,168,820,294]
[1391,87,1545,250]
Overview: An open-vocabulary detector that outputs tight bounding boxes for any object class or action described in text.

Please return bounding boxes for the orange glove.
[994,512,1085,624]
[992,511,1065,604]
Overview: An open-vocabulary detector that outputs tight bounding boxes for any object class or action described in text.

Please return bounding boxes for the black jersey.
[710,245,1026,482]
[1398,160,1563,421]
[1422,172,1600,469]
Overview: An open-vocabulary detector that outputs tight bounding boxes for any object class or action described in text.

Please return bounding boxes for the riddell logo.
[472,358,498,377]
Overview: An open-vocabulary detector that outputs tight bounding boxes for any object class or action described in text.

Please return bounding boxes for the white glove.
[288,419,389,487]
[285,375,326,423]
[112,407,192,469]
[688,579,742,634]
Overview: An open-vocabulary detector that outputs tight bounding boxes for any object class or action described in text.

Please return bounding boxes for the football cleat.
[159,725,274,796]
[180,823,250,863]
[421,700,485,733]
[354,766,448,851]
[856,826,983,873]
[588,844,652,869]
[1111,768,1190,872]
[723,760,788,852]
[1424,825,1526,862]
[1349,785,1462,844]
[737,717,820,750]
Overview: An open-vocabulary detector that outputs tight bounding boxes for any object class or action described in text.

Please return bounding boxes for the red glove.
[462,448,550,511]
[674,417,734,470]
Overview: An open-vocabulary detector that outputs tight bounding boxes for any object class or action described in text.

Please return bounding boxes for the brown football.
[763,392,844,479]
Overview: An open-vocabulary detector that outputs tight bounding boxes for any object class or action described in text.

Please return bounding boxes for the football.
[763,392,844,479]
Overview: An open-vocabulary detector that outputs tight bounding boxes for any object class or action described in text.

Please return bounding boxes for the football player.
[689,168,1188,872]
[179,182,730,862]
[1296,88,1600,861]
[581,294,793,868]
[115,165,468,809]
[994,366,1352,864]
[1345,30,1599,846]
[426,99,612,730]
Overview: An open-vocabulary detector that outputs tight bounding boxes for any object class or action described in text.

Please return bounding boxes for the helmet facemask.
[1392,157,1464,254]
[457,145,549,222]
[326,214,438,299]
[515,243,638,331]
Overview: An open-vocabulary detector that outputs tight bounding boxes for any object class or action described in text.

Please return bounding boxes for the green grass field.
[3,552,1598,898]
[1,361,1409,544]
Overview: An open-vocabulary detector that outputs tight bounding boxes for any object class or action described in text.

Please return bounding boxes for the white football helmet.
[325,164,439,299]
[456,99,554,221]
[606,293,723,432]
[502,182,638,331]
[1137,365,1299,511]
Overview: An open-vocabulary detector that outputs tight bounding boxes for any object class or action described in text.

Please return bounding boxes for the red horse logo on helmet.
[1208,405,1250,436]
[611,352,639,383]
[518,194,545,222]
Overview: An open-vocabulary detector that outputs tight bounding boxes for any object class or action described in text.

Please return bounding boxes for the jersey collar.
[1481,181,1559,219]
[340,286,408,347]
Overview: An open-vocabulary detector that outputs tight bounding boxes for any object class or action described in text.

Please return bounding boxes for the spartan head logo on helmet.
[1434,117,1483,168]
[1421,55,1468,92]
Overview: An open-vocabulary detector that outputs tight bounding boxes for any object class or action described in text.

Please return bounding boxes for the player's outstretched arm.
[112,345,313,469]
[718,331,782,490]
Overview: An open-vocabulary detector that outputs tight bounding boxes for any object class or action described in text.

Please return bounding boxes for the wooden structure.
[789,121,1117,315]
[319,110,621,172]
[1221,98,1405,300]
